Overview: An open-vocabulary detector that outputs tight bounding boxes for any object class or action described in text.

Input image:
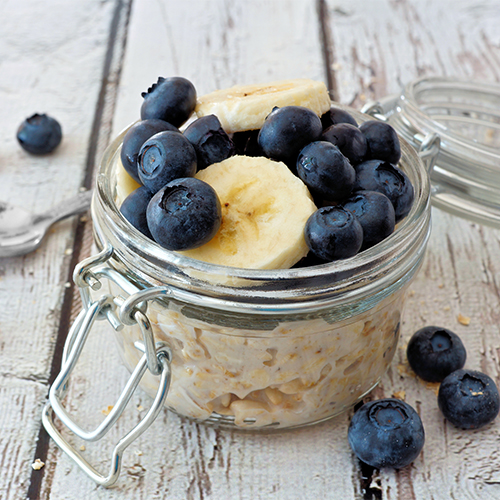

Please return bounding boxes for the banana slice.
[179,155,317,269]
[195,79,331,133]
[115,158,141,206]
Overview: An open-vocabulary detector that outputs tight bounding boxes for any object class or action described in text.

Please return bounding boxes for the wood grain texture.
[0,0,119,498]
[2,0,500,499]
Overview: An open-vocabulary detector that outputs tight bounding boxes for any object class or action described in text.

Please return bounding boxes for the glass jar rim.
[93,107,431,311]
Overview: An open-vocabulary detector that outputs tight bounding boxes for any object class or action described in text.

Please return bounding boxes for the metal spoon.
[0,190,93,258]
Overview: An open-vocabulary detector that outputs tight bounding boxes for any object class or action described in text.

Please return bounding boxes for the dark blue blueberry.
[342,191,395,249]
[121,119,179,183]
[359,120,401,165]
[231,129,263,157]
[348,398,425,469]
[258,106,323,168]
[321,107,358,129]
[141,76,197,127]
[120,186,154,239]
[297,141,355,201]
[183,115,235,170]
[354,159,414,221]
[438,369,500,429]
[305,206,363,261]
[146,177,221,251]
[359,120,401,164]
[406,326,466,382]
[321,123,367,165]
[16,113,62,154]
[138,131,197,193]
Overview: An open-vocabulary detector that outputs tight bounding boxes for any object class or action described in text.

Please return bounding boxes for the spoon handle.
[33,190,93,226]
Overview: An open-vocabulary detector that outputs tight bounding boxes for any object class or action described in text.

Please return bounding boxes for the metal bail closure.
[42,293,172,487]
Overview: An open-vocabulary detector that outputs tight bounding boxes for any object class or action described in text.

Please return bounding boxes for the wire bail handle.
[42,244,172,487]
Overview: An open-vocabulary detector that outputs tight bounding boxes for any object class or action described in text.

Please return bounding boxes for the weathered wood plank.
[0,0,120,498]
[326,0,500,498]
[22,0,500,499]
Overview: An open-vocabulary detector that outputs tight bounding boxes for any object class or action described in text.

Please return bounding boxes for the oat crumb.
[32,459,45,470]
[438,283,444,289]
[64,248,73,256]
[135,450,143,456]
[136,405,144,412]
[102,405,114,416]
[80,445,86,451]
[458,313,471,326]
[392,390,406,400]
[443,305,451,311]
[64,282,71,288]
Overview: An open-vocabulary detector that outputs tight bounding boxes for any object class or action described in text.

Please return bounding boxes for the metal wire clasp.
[42,245,172,487]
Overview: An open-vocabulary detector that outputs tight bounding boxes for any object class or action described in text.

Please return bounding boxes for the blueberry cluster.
[289,108,413,262]
[119,75,413,259]
[407,325,499,430]
[348,325,500,470]
[120,76,230,251]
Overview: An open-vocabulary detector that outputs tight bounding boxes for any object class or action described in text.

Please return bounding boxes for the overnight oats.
[87,78,431,430]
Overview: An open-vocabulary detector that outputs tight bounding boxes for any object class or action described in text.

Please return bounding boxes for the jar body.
[91,107,431,430]
[111,283,405,429]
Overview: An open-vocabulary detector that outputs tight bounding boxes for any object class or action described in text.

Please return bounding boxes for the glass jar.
[43,106,431,486]
[371,77,500,228]
[90,107,430,430]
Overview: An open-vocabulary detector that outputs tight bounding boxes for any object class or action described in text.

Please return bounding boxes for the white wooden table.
[2,1,500,498]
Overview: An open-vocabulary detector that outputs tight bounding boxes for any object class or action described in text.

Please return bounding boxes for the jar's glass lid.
[366,77,500,227]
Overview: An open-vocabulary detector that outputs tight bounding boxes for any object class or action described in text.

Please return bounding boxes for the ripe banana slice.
[195,79,331,133]
[179,155,317,269]
[115,158,141,206]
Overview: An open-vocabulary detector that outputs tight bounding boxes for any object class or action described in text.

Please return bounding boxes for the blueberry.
[146,177,221,251]
[297,141,355,201]
[305,206,363,261]
[360,120,401,164]
[348,398,425,469]
[183,115,235,170]
[321,123,367,165]
[16,113,62,154]
[138,131,197,193]
[342,191,395,249]
[120,186,154,239]
[141,76,197,127]
[354,159,414,221]
[258,106,323,167]
[438,369,500,429]
[321,107,358,129]
[231,130,263,157]
[406,326,466,382]
[121,119,179,183]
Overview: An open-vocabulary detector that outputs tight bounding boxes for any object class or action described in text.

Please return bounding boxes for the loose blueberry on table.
[17,113,62,154]
[438,369,500,429]
[406,326,467,382]
[348,398,425,469]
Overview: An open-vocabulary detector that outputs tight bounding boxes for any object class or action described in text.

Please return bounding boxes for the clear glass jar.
[87,107,431,431]
[376,77,500,227]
